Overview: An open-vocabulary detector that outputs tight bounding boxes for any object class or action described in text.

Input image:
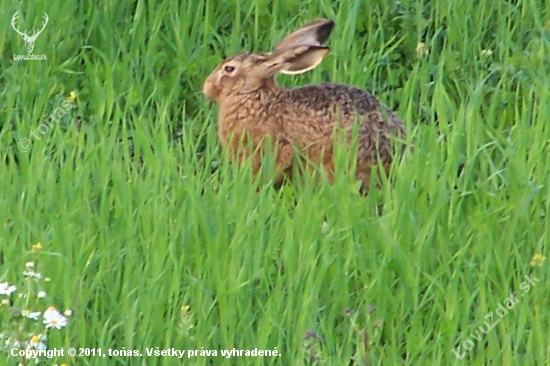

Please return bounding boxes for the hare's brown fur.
[203,20,406,191]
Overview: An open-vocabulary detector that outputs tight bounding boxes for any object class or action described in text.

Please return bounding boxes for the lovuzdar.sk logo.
[11,11,49,61]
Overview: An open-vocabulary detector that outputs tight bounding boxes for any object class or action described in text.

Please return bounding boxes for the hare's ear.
[274,19,335,52]
[261,45,329,75]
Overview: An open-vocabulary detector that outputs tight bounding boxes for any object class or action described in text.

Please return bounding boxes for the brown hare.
[203,19,406,191]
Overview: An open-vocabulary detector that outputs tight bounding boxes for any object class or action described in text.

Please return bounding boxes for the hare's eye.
[224,65,235,73]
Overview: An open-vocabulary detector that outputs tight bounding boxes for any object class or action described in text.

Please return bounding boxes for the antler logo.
[11,11,49,54]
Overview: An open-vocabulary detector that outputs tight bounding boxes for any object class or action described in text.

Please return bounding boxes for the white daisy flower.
[37,291,47,298]
[27,334,47,350]
[0,282,16,295]
[21,309,41,320]
[44,306,60,318]
[22,270,42,279]
[5,338,22,348]
[43,311,67,330]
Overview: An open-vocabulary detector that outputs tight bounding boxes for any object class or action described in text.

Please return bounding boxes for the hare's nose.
[202,81,220,102]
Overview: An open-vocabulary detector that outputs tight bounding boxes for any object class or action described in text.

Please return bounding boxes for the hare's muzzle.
[202,78,221,103]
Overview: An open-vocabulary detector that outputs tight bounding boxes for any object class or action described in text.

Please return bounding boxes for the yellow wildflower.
[32,242,43,252]
[67,91,77,103]
[415,42,428,57]
[529,254,546,267]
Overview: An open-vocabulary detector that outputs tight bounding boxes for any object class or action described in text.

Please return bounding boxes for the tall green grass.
[0,0,549,364]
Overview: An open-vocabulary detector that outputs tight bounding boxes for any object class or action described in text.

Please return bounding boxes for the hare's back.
[286,82,404,135]
[288,83,385,116]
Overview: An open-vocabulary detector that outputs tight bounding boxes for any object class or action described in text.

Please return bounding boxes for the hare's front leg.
[230,136,293,187]
[252,139,294,186]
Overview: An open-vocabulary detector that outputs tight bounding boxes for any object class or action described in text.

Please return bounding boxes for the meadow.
[0,0,549,365]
